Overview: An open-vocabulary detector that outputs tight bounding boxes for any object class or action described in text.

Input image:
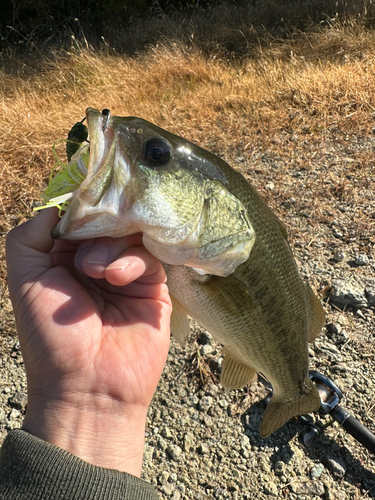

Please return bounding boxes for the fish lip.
[52,209,122,240]
[78,108,115,205]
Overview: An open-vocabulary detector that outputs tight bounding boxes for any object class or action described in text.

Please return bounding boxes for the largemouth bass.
[50,108,325,437]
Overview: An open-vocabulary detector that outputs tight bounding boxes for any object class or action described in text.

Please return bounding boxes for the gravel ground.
[0,128,374,499]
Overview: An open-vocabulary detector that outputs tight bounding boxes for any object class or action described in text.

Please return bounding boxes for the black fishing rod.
[299,371,375,455]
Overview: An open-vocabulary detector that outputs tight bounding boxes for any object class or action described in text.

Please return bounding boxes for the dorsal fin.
[275,215,288,240]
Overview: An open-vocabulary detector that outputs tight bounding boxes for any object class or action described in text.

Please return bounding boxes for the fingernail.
[85,247,111,266]
[74,247,92,273]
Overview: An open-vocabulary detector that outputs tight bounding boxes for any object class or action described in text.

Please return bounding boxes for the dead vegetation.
[1,15,375,253]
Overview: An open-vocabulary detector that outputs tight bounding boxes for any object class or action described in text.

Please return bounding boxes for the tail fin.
[259,381,320,437]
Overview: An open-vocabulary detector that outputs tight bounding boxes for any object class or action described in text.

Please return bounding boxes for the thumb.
[6,208,60,287]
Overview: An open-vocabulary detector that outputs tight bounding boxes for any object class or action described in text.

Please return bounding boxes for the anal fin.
[259,380,320,437]
[170,295,190,345]
[221,351,257,390]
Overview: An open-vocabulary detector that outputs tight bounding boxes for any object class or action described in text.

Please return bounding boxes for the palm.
[8,219,171,410]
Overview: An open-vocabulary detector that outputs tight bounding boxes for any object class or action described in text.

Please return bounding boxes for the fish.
[50,107,326,437]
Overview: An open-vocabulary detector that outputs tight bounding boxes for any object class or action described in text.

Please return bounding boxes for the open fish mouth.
[51,108,133,240]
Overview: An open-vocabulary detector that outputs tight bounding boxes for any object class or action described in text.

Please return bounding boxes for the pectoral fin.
[307,287,326,342]
[200,273,260,317]
[170,295,191,345]
[221,351,257,390]
[259,380,320,437]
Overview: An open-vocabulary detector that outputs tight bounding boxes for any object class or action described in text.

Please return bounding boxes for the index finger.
[105,246,167,287]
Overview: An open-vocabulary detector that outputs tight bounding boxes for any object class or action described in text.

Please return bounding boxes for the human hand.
[5,208,172,476]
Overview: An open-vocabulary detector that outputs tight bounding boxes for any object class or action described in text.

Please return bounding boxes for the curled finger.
[104,246,166,287]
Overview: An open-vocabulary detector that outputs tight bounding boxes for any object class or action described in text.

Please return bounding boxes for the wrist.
[22,394,148,476]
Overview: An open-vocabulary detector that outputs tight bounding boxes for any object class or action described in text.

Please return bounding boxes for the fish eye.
[144,138,171,167]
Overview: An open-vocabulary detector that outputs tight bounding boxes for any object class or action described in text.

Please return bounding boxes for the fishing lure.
[33,119,89,216]
[66,117,89,162]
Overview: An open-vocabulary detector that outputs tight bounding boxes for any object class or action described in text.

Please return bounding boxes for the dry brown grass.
[1,20,375,276]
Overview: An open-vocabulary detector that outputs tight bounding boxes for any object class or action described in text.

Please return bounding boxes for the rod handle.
[331,406,375,454]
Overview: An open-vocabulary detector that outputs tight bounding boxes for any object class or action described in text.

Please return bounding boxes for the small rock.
[274,461,285,476]
[160,483,174,496]
[161,427,173,439]
[331,251,345,263]
[177,483,185,493]
[227,403,237,417]
[311,463,325,478]
[9,409,20,420]
[205,383,219,396]
[240,435,250,448]
[143,444,154,462]
[264,481,278,496]
[197,442,210,455]
[157,437,167,451]
[198,396,213,411]
[265,181,275,190]
[167,444,183,461]
[355,309,365,319]
[289,481,325,496]
[0,429,7,445]
[168,472,177,483]
[9,392,27,410]
[333,230,344,239]
[203,416,213,427]
[187,395,199,406]
[7,420,21,430]
[214,488,226,497]
[218,399,228,409]
[158,470,170,485]
[199,344,213,356]
[235,156,246,163]
[353,253,369,266]
[326,457,346,478]
[326,323,340,335]
[326,489,347,500]
[259,457,271,473]
[329,278,367,309]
